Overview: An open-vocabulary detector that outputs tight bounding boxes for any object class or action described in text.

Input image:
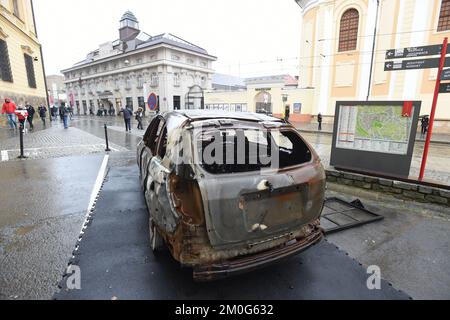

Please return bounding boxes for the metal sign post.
[419,37,448,181]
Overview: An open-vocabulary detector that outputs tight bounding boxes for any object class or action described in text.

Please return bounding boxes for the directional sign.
[384,57,450,71]
[385,44,450,60]
[441,68,450,80]
[439,82,450,93]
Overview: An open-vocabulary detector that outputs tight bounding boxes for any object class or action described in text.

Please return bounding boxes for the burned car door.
[145,125,179,234]
[140,116,165,191]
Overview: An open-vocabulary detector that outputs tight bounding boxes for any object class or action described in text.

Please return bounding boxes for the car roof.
[165,110,284,123]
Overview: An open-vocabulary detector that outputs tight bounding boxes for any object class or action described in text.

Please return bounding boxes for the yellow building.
[296,0,450,131]
[205,74,315,122]
[0,0,47,106]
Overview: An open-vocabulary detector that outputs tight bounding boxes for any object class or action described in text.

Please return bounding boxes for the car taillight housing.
[169,173,205,226]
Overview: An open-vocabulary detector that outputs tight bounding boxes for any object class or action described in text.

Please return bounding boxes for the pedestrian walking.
[38,105,47,126]
[1,98,17,130]
[284,105,290,121]
[135,107,144,130]
[69,105,74,120]
[120,106,133,132]
[59,105,64,121]
[51,105,58,121]
[61,102,70,129]
[318,113,323,131]
[421,116,430,136]
[25,103,35,130]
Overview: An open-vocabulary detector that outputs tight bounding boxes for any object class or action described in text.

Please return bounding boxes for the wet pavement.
[0,154,105,299]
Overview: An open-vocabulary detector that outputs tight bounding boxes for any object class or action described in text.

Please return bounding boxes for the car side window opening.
[145,117,165,154]
[199,128,312,174]
[143,117,159,145]
[156,126,168,159]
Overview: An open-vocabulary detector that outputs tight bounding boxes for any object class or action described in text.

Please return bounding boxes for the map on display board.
[336,105,414,155]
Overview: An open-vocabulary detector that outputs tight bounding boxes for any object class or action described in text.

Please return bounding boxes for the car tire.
[149,218,165,253]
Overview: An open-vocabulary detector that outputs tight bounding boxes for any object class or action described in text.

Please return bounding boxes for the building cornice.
[61,43,217,74]
[63,59,214,84]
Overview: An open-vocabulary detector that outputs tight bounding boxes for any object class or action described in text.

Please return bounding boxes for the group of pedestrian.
[118,106,145,132]
[1,98,49,131]
[1,98,73,131]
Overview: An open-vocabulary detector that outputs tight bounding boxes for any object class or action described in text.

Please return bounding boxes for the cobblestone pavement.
[0,120,126,162]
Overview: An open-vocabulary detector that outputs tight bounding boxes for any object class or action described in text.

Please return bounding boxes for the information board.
[330,101,421,178]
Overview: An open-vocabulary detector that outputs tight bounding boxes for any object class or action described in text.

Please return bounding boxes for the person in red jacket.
[14,106,28,130]
[1,98,17,129]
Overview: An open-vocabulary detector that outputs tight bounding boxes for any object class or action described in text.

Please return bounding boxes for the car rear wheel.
[149,218,165,252]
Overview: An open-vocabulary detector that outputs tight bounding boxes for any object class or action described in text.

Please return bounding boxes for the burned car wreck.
[137,110,326,281]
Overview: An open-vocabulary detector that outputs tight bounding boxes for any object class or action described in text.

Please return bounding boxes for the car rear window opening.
[197,129,312,174]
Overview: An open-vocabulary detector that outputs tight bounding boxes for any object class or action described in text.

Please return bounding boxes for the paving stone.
[438,189,450,199]
[354,181,372,189]
[418,186,433,195]
[402,190,425,201]
[425,195,448,205]
[379,179,393,187]
[343,173,365,181]
[393,181,418,191]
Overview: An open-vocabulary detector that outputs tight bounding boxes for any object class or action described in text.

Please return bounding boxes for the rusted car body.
[137,110,326,281]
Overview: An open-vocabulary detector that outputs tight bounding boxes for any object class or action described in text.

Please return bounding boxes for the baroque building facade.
[295,0,450,130]
[0,0,47,106]
[61,11,216,115]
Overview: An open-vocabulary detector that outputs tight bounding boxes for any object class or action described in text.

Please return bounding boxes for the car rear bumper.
[193,226,323,281]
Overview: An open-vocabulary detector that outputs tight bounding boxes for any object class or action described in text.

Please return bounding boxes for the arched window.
[338,9,359,52]
[438,0,450,32]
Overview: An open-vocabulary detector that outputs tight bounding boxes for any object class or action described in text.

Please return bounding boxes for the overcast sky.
[33,0,302,78]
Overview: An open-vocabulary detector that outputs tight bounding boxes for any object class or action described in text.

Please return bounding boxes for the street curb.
[326,169,450,208]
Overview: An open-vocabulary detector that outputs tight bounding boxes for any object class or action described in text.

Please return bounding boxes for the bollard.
[104,124,111,152]
[17,124,27,159]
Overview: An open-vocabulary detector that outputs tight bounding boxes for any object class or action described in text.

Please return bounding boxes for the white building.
[61,11,216,115]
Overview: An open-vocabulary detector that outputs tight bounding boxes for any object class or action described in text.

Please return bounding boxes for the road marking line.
[79,154,109,235]
[1,150,8,162]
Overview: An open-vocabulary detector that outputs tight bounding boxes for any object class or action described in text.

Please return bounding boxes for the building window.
[13,0,21,19]
[138,96,145,111]
[173,73,180,87]
[173,96,181,110]
[125,77,132,90]
[137,75,144,88]
[24,54,36,88]
[0,39,13,82]
[338,8,359,52]
[438,0,450,31]
[126,97,133,110]
[151,72,159,87]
